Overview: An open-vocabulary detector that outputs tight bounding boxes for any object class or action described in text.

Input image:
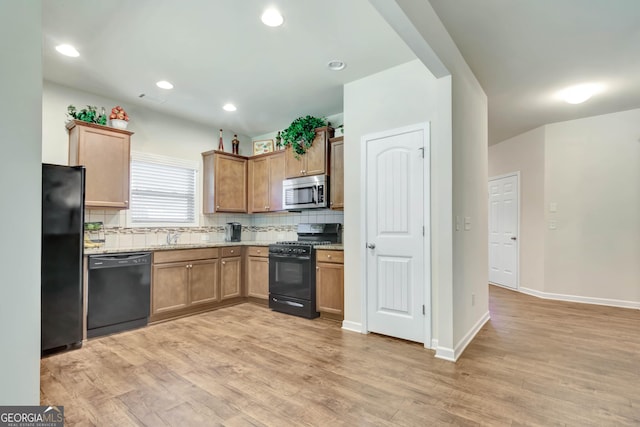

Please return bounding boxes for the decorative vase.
[232,134,240,154]
[218,129,224,151]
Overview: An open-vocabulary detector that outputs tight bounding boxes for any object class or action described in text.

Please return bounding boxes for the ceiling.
[43,1,640,144]
[42,0,415,137]
[429,0,640,144]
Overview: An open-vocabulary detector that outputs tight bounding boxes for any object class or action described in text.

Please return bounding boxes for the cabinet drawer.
[153,248,219,264]
[221,246,241,257]
[316,250,343,264]
[247,246,268,257]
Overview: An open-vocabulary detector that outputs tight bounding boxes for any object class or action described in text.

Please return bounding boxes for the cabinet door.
[285,145,304,179]
[330,140,344,210]
[71,124,130,209]
[268,152,285,211]
[189,259,219,305]
[152,263,189,315]
[214,154,247,212]
[316,262,344,315]
[220,256,242,300]
[248,156,269,213]
[247,256,269,299]
[304,129,327,176]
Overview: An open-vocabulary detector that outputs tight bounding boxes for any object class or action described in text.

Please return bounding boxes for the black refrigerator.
[41,163,85,353]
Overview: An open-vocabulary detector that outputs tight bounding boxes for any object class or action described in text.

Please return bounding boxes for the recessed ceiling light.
[156,80,174,90]
[261,9,284,27]
[223,103,237,112]
[55,44,79,57]
[558,83,603,104]
[327,60,346,71]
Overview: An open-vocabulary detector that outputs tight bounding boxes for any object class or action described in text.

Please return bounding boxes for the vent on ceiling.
[138,93,167,104]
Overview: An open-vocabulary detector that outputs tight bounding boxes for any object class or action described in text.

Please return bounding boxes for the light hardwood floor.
[41,285,640,426]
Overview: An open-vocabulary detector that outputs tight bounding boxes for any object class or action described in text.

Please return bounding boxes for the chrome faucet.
[166,232,180,245]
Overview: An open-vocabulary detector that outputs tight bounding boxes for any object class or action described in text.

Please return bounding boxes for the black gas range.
[268,223,341,319]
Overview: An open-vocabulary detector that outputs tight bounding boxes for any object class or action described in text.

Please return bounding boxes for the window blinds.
[129,152,197,225]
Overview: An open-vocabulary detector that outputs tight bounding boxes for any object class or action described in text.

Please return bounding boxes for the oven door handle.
[269,254,311,261]
[272,297,304,308]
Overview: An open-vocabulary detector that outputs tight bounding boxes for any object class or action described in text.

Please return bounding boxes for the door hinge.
[422,305,425,315]
[418,147,425,158]
[423,226,425,236]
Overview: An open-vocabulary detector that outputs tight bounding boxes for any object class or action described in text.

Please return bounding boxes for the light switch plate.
[464,216,471,231]
[455,216,462,231]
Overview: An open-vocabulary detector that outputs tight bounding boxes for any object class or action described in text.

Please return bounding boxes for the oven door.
[269,253,312,300]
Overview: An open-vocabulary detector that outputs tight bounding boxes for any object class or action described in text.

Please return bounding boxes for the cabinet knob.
[222,261,226,265]
[230,250,234,253]
[327,255,331,259]
[125,200,129,205]
[257,250,261,254]
[316,266,319,270]
[216,205,220,209]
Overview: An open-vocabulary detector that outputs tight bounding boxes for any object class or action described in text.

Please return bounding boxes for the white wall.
[0,1,42,404]
[380,0,489,359]
[489,127,546,292]
[42,81,253,166]
[343,59,450,343]
[544,109,640,304]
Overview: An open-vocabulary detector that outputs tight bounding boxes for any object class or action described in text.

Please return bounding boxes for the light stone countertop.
[84,241,345,255]
[84,240,272,255]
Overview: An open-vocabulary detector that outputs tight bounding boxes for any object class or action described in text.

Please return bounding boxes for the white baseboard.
[341,320,365,333]
[432,311,490,362]
[519,287,640,310]
[453,311,490,361]
[434,346,455,361]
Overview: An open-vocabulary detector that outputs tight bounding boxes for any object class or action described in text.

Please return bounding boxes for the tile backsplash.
[87,209,344,249]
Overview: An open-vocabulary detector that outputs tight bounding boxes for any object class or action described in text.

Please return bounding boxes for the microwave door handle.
[312,185,317,204]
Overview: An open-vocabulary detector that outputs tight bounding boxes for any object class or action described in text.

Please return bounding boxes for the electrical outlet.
[200,234,210,241]
[464,217,472,231]
[277,233,285,240]
[455,216,462,231]
[549,220,557,230]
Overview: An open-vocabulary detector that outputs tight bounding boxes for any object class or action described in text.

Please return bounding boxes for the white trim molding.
[341,321,366,334]
[520,287,640,310]
[436,310,491,362]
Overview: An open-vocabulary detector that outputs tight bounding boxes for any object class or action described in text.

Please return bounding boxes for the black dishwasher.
[87,252,151,338]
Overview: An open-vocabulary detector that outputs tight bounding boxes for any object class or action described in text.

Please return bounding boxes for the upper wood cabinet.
[67,120,132,209]
[202,151,247,213]
[329,136,344,210]
[284,126,333,179]
[248,151,285,213]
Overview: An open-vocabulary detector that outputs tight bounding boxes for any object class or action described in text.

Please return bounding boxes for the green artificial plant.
[279,115,327,158]
[67,105,107,125]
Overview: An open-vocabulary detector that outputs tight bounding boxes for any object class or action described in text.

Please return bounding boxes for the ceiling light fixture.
[327,60,346,71]
[558,83,603,104]
[156,80,174,90]
[55,44,79,57]
[223,103,237,112]
[261,9,284,27]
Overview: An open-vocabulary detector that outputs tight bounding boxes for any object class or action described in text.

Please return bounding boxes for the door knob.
[510,237,517,241]
[367,243,376,249]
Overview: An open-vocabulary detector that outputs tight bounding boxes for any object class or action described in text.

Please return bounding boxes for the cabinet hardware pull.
[222,261,226,265]
[316,266,319,270]
[327,255,331,259]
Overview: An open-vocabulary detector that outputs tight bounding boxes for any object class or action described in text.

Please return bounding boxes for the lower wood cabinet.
[220,247,242,300]
[246,246,269,301]
[316,250,344,319]
[151,247,244,322]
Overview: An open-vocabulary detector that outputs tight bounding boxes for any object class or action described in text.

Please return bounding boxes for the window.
[129,152,198,226]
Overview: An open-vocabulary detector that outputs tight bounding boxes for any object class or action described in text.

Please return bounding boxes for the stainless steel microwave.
[282,175,328,210]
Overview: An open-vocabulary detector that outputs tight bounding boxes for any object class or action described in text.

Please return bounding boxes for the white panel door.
[365,126,426,343]
[488,174,519,289]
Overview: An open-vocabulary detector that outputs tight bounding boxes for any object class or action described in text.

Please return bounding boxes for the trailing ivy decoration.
[67,105,107,125]
[280,115,327,158]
